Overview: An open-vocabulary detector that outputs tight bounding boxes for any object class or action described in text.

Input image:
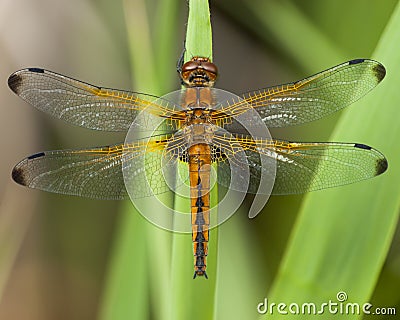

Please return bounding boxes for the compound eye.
[202,62,218,75]
[181,60,199,73]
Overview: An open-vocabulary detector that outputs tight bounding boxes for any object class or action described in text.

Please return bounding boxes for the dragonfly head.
[180,57,218,87]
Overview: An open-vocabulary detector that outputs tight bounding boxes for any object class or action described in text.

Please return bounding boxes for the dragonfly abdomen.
[188,143,211,279]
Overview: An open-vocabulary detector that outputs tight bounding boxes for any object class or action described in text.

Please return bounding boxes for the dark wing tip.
[12,152,46,186]
[8,68,45,94]
[353,143,387,176]
[372,63,386,83]
[12,166,27,186]
[8,72,23,94]
[348,59,386,83]
[376,158,388,175]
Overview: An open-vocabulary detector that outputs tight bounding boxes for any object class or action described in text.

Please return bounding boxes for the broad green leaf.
[266,3,400,319]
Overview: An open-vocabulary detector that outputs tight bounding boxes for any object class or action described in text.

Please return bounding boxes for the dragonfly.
[8,57,387,279]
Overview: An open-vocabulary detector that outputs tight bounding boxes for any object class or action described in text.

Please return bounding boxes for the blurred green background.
[0,0,399,319]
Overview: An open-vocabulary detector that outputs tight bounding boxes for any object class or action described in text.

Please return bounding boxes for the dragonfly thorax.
[185,108,212,125]
[182,123,215,145]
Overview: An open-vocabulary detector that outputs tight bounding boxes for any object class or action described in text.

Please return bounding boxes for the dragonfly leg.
[176,41,186,77]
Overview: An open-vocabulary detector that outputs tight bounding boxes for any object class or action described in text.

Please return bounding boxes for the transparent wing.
[11,137,186,199]
[12,134,388,198]
[215,59,385,128]
[8,68,183,132]
[214,136,387,194]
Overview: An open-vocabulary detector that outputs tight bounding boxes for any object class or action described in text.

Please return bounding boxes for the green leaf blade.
[267,3,400,319]
[185,0,212,61]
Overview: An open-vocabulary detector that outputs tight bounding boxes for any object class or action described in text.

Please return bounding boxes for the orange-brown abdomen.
[188,143,211,278]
